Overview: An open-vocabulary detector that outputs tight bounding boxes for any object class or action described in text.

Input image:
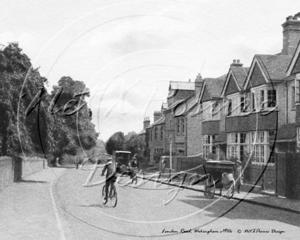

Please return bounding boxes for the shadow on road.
[18,180,48,184]
[179,195,300,227]
[79,204,115,209]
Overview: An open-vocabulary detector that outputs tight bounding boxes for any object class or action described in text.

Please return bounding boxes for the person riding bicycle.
[128,154,138,183]
[101,156,119,204]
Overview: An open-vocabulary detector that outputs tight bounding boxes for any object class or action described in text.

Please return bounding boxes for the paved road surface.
[53,166,299,240]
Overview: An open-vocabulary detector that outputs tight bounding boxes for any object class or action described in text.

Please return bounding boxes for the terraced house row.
[139,14,300,199]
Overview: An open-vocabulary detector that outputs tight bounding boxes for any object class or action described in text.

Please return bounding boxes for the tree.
[105,132,125,155]
[0,43,99,166]
[49,77,98,164]
[124,132,145,156]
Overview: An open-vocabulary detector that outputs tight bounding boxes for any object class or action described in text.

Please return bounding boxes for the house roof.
[169,81,195,90]
[231,66,249,88]
[284,74,296,81]
[152,115,165,126]
[256,54,292,81]
[221,66,249,96]
[165,99,186,112]
[202,75,226,99]
[174,94,197,117]
[244,54,292,89]
[138,129,146,135]
[286,39,300,76]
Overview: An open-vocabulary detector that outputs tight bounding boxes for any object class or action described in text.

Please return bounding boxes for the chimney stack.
[282,14,300,56]
[195,73,204,96]
[230,59,243,67]
[143,117,150,129]
[153,111,162,123]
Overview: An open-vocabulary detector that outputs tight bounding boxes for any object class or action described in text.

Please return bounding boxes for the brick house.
[186,74,204,156]
[139,13,300,199]
[164,81,195,157]
[199,76,226,159]
[146,110,165,162]
[220,60,249,161]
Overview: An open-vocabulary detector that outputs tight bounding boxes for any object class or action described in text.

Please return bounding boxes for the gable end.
[225,74,239,95]
[291,53,300,75]
[248,62,267,87]
[201,85,212,102]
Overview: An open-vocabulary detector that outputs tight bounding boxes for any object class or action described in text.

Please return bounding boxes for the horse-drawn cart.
[203,160,235,199]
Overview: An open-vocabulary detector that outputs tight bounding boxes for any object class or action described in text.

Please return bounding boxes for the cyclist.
[128,154,138,183]
[101,156,119,204]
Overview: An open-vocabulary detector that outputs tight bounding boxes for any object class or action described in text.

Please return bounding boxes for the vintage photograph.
[0,0,299,239]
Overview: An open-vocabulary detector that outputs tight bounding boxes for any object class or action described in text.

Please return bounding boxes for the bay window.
[295,74,300,104]
[202,101,220,121]
[227,132,249,161]
[203,135,216,158]
[250,131,275,165]
[251,87,277,111]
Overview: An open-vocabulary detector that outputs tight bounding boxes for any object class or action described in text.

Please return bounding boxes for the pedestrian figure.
[56,157,61,167]
[161,159,166,174]
[234,160,243,193]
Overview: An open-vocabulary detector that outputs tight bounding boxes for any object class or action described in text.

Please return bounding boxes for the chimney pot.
[282,14,300,56]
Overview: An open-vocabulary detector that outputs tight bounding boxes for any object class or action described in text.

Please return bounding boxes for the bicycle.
[102,182,118,207]
[127,167,138,184]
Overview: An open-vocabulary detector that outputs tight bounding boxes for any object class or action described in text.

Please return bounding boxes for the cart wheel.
[204,174,215,199]
[221,181,235,199]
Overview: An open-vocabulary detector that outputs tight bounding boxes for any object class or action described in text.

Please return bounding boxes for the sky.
[1,0,299,141]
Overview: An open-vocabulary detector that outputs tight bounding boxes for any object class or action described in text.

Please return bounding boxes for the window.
[267,90,276,108]
[295,75,300,103]
[297,128,300,153]
[181,118,185,133]
[227,133,249,161]
[251,87,277,111]
[240,96,245,112]
[251,93,256,111]
[202,135,216,158]
[154,127,158,140]
[202,101,220,120]
[160,126,164,140]
[260,90,265,108]
[212,102,220,120]
[250,131,274,165]
[226,94,249,116]
[227,99,232,116]
[292,86,296,109]
[177,119,180,134]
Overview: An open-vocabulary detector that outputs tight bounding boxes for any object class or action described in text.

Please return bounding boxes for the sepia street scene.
[0,1,300,240]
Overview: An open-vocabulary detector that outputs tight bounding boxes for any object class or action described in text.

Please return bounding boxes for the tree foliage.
[105,131,145,157]
[105,132,125,155]
[0,43,99,165]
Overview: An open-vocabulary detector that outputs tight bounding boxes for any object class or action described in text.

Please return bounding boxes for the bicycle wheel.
[110,185,118,207]
[132,173,138,184]
[204,174,215,199]
[102,185,107,204]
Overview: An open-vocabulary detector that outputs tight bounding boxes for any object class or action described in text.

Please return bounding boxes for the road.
[53,165,299,240]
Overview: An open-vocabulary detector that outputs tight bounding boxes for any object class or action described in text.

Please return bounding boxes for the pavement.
[0,165,299,240]
[0,166,69,240]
